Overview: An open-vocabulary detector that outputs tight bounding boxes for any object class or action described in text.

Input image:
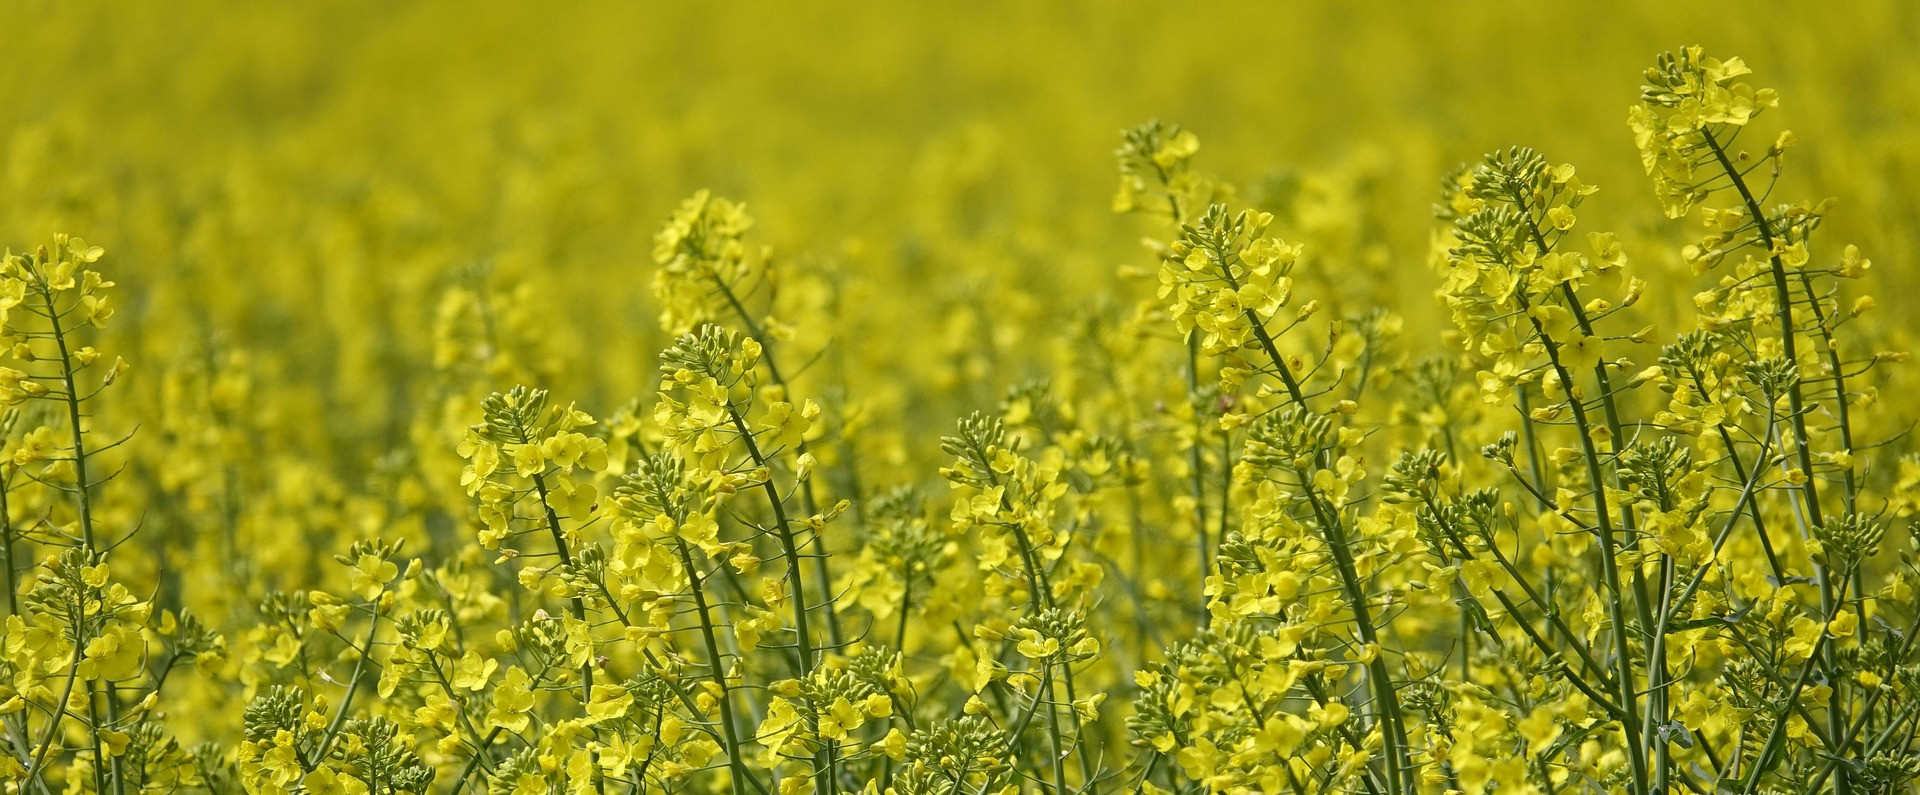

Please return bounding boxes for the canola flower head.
[652,190,770,336]
[1630,46,1782,218]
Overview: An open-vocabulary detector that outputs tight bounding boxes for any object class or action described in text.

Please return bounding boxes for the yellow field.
[0,3,1915,793]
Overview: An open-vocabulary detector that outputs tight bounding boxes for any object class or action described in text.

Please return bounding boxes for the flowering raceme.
[1,32,1918,795]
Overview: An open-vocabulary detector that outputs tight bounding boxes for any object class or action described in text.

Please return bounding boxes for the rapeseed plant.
[0,16,1917,795]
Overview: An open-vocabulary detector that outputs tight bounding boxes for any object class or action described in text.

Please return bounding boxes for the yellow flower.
[1828,610,1858,637]
[542,432,608,472]
[877,727,908,761]
[80,623,146,681]
[511,442,545,477]
[415,691,458,732]
[762,399,819,452]
[303,767,369,795]
[1547,205,1576,230]
[453,651,498,690]
[81,563,110,588]
[1015,629,1060,660]
[543,476,598,519]
[597,733,653,777]
[585,683,634,724]
[487,666,536,733]
[1518,707,1561,746]
[348,554,398,600]
[1560,333,1604,372]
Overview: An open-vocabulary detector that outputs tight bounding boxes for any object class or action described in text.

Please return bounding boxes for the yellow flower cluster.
[1630,47,1780,218]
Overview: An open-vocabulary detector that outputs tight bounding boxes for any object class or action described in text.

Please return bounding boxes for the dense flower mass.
[1,5,1918,795]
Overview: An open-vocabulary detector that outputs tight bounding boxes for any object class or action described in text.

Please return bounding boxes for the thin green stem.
[712,275,845,649]
[1185,337,1210,628]
[671,538,759,793]
[41,288,95,552]
[724,407,817,672]
[1515,295,1649,795]
[308,603,385,766]
[1237,308,1411,795]
[528,471,603,795]
[1700,127,1849,795]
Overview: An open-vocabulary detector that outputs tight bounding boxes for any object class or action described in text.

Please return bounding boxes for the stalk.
[1043,664,1069,795]
[1699,131,1825,531]
[1700,128,1850,794]
[1186,337,1211,628]
[1514,387,1559,605]
[976,457,1097,795]
[1653,407,1778,637]
[713,276,845,648]
[724,406,817,673]
[0,472,33,789]
[40,280,124,794]
[1,475,16,616]
[1516,203,1665,782]
[1236,311,1411,795]
[1416,490,1623,712]
[447,669,576,795]
[1437,553,1618,715]
[1687,365,1787,581]
[308,605,385,765]
[1177,213,1409,789]
[528,471,604,795]
[723,405,832,794]
[585,576,774,795]
[1733,575,1849,795]
[1803,607,1920,791]
[1514,294,1650,795]
[423,656,498,776]
[23,612,87,783]
[671,538,759,793]
[1151,159,1213,630]
[41,288,95,552]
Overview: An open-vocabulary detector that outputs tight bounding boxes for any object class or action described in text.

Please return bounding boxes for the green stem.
[1418,492,1624,715]
[1734,591,1845,795]
[528,472,603,795]
[40,284,125,795]
[1186,337,1211,628]
[724,407,817,673]
[587,578,773,795]
[1,476,16,618]
[23,615,87,783]
[723,402,837,794]
[712,275,846,649]
[1517,207,1664,788]
[1238,310,1411,795]
[309,603,385,766]
[1515,295,1650,795]
[41,288,95,552]
[671,538,758,793]
[1700,128,1849,795]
